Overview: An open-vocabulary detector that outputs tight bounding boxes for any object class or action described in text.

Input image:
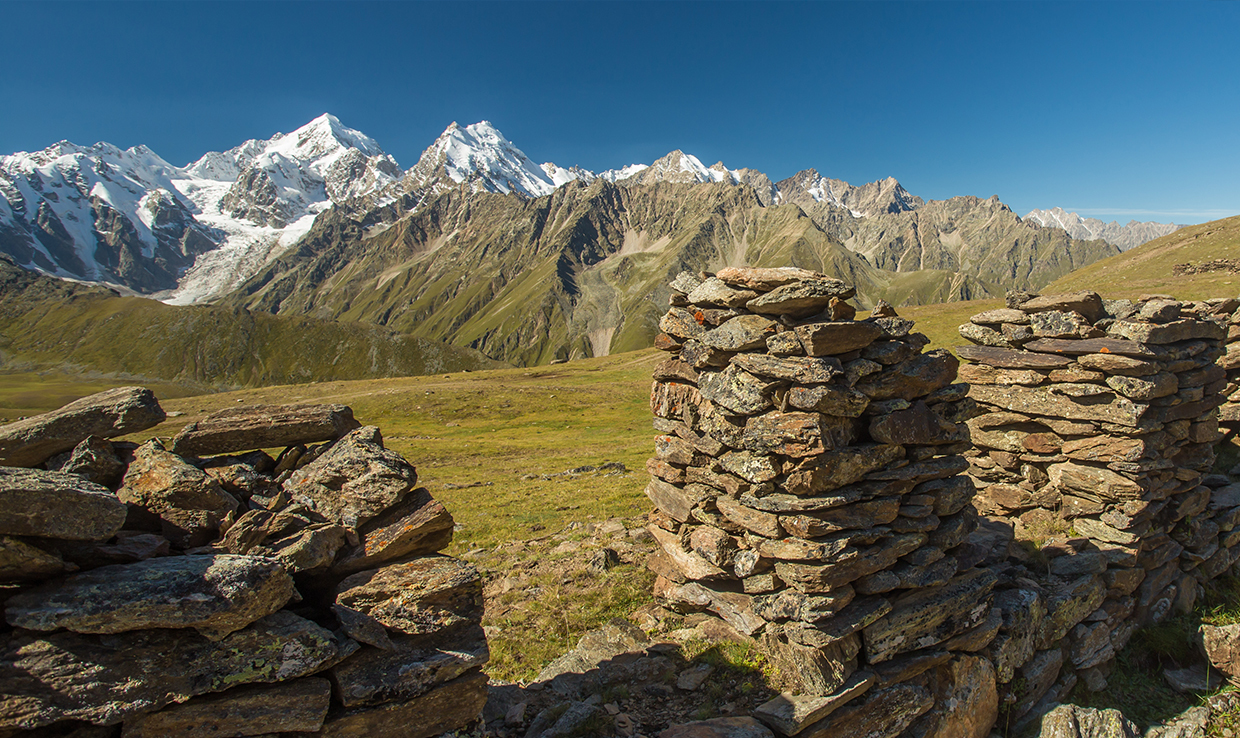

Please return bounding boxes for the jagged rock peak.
[1023,206,1185,251]
[776,169,923,217]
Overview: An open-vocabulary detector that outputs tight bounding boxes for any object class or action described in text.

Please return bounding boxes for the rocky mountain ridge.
[1,115,1151,308]
[1024,206,1184,251]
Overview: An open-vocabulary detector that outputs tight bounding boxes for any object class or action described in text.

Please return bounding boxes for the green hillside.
[0,256,503,391]
[1045,214,1240,300]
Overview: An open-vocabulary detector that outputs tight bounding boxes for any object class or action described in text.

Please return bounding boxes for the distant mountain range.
[1023,207,1185,251]
[0,113,1190,366]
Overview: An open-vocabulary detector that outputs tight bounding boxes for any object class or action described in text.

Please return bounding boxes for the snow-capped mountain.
[1023,207,1185,251]
[777,170,924,217]
[0,141,218,292]
[403,121,574,198]
[0,114,401,301]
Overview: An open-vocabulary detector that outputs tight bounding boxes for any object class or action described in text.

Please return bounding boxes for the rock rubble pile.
[0,391,486,737]
[957,290,1239,724]
[646,267,1000,738]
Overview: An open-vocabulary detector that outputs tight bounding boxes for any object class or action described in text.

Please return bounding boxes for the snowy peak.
[1024,207,1185,251]
[776,170,923,217]
[628,150,742,186]
[406,121,563,198]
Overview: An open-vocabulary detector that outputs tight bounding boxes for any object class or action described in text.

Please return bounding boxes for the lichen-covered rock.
[6,554,295,640]
[1035,704,1139,738]
[117,441,239,548]
[45,436,125,488]
[0,611,346,730]
[332,487,453,575]
[335,555,482,637]
[0,467,127,541]
[284,426,417,529]
[119,678,332,737]
[0,387,165,468]
[317,670,489,738]
[330,627,489,708]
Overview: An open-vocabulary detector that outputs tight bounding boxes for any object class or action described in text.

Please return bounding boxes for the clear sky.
[2,1,1237,225]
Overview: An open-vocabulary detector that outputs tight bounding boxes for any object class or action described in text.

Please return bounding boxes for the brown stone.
[753,672,875,736]
[1061,436,1145,463]
[0,387,165,468]
[716,267,829,291]
[649,526,725,580]
[862,568,998,663]
[659,307,708,340]
[799,683,932,738]
[1108,319,1226,344]
[0,468,127,542]
[120,678,332,737]
[0,536,69,582]
[854,351,958,401]
[775,534,925,593]
[170,404,359,457]
[968,384,1148,427]
[746,279,858,318]
[660,717,776,738]
[333,488,454,575]
[1049,462,1144,500]
[761,628,860,695]
[742,412,855,458]
[957,364,1045,386]
[698,365,779,415]
[335,555,482,637]
[330,627,488,708]
[868,401,963,445]
[653,358,700,384]
[795,322,885,356]
[780,498,901,538]
[919,656,998,738]
[783,445,904,496]
[687,277,759,308]
[117,441,238,548]
[716,496,783,539]
[1076,353,1159,376]
[651,381,699,419]
[786,384,870,417]
[317,670,488,738]
[955,345,1072,369]
[719,451,782,484]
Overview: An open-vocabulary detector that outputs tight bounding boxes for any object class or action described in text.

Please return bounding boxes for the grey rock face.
[0,387,165,468]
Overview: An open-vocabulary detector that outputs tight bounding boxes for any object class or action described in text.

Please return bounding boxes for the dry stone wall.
[646,267,1000,738]
[0,394,486,737]
[956,290,1239,725]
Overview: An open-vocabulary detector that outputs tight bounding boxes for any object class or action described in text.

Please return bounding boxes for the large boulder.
[0,467,127,541]
[6,554,295,640]
[117,441,239,548]
[169,403,360,457]
[0,387,165,468]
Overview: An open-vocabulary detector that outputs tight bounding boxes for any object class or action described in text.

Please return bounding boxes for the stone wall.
[1217,302,1240,444]
[0,392,486,737]
[956,291,1239,725]
[646,268,1000,738]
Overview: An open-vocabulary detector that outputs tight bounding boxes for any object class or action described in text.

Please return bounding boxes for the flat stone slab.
[955,345,1073,369]
[170,403,360,457]
[330,629,489,708]
[0,467,127,541]
[715,267,829,291]
[862,568,998,663]
[968,384,1148,427]
[6,554,295,640]
[0,387,165,468]
[660,716,776,738]
[317,670,489,738]
[120,678,332,737]
[333,487,454,575]
[0,611,344,730]
[1021,337,1155,357]
[795,322,884,357]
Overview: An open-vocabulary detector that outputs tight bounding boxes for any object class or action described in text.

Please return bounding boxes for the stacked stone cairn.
[0,389,486,737]
[1216,302,1240,442]
[957,290,1237,723]
[646,267,1000,738]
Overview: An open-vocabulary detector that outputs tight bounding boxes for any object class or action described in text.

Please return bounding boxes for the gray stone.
[854,351,958,401]
[731,353,842,384]
[284,426,418,529]
[0,387,165,468]
[659,716,776,738]
[799,683,932,738]
[1035,704,1139,738]
[795,322,884,356]
[786,384,870,417]
[330,627,488,708]
[0,611,345,730]
[754,671,874,735]
[336,555,482,637]
[959,323,1013,348]
[317,670,489,738]
[0,467,127,541]
[6,554,294,640]
[119,678,332,737]
[686,277,759,308]
[45,436,125,488]
[862,568,997,663]
[700,314,780,352]
[746,279,856,317]
[698,365,779,415]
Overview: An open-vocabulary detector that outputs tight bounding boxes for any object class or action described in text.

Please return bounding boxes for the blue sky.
[2,1,1237,224]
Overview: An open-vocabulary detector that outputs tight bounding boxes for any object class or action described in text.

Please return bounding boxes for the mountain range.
[0,114,1186,367]
[1023,207,1185,251]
